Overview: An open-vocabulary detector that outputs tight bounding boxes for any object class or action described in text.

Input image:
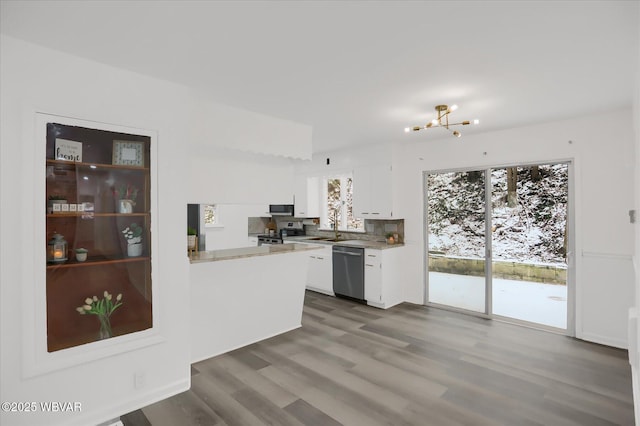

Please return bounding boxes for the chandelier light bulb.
[405,104,478,137]
[404,127,410,133]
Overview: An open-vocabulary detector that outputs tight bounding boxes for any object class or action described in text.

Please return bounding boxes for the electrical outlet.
[134,371,146,389]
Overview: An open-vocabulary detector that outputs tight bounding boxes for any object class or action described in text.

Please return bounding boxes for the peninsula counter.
[190,243,320,362]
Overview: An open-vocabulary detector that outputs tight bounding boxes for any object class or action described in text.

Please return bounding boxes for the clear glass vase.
[98,315,112,340]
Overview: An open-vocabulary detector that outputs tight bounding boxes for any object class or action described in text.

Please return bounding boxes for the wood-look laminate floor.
[122,291,634,426]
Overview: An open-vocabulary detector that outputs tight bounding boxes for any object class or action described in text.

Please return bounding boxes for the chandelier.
[405,104,479,137]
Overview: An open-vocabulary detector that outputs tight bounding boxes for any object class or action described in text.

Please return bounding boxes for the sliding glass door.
[425,163,570,331]
[426,170,487,313]
[490,165,568,329]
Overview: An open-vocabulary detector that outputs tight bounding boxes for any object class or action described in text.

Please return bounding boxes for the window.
[203,204,217,226]
[323,175,363,231]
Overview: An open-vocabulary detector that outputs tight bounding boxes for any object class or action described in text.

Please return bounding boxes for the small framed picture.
[53,204,62,212]
[77,204,85,212]
[61,204,70,212]
[69,204,77,212]
[112,140,145,167]
[55,138,83,162]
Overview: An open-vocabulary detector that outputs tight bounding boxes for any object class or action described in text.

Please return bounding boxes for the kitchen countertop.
[283,235,404,250]
[190,243,321,263]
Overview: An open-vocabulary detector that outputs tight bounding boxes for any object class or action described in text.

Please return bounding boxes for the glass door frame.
[423,160,575,336]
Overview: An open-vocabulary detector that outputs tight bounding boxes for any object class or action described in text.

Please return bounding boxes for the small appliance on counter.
[280,221,305,238]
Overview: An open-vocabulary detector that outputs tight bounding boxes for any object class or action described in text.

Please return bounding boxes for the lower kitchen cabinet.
[305,244,333,295]
[364,247,406,309]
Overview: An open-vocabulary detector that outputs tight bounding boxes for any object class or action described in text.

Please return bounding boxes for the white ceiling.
[1,1,638,153]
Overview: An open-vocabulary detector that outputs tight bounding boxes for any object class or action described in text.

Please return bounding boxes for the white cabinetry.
[353,165,393,219]
[305,243,333,295]
[364,247,406,309]
[294,176,320,218]
[248,236,258,246]
[364,250,382,304]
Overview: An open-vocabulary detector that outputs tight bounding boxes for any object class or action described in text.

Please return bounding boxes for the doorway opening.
[425,162,571,332]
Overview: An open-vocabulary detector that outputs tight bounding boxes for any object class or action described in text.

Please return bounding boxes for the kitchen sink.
[303,237,355,243]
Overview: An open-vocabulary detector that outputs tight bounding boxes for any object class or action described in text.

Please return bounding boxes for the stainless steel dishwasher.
[332,245,365,301]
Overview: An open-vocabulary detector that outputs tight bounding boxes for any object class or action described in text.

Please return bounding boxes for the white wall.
[203,204,267,250]
[190,94,312,160]
[0,34,310,426]
[630,9,640,423]
[188,147,295,205]
[0,36,191,426]
[394,109,636,348]
[187,94,312,205]
[294,143,392,176]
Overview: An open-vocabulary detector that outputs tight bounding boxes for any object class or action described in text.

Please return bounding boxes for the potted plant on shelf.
[76,291,123,340]
[113,184,138,214]
[74,247,88,262]
[385,232,396,245]
[122,223,143,257]
[187,226,197,250]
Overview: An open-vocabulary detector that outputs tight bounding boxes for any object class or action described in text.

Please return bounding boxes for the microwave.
[269,204,295,216]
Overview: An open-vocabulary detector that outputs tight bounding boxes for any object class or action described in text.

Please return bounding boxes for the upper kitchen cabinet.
[294,176,320,218]
[352,165,393,219]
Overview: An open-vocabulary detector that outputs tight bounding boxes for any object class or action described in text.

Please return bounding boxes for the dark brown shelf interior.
[45,121,153,353]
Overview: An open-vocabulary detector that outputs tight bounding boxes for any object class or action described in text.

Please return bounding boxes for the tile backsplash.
[248,217,272,234]
[248,216,404,243]
[304,219,404,243]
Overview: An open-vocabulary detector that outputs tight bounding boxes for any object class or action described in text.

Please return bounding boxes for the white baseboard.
[632,366,640,426]
[96,419,123,426]
[581,332,628,349]
[305,287,334,296]
[191,324,302,364]
[63,378,190,426]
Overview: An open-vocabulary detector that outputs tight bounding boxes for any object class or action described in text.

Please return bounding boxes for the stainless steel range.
[257,234,282,245]
[279,221,305,238]
[256,221,305,245]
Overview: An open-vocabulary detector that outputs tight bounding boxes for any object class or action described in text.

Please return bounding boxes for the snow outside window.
[322,175,364,232]
[203,204,218,227]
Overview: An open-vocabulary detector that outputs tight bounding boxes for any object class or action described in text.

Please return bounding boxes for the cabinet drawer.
[364,250,381,268]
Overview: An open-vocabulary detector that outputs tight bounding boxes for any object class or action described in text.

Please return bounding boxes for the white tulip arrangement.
[76,291,123,339]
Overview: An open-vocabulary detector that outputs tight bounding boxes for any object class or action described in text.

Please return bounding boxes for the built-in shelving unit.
[45,122,153,352]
